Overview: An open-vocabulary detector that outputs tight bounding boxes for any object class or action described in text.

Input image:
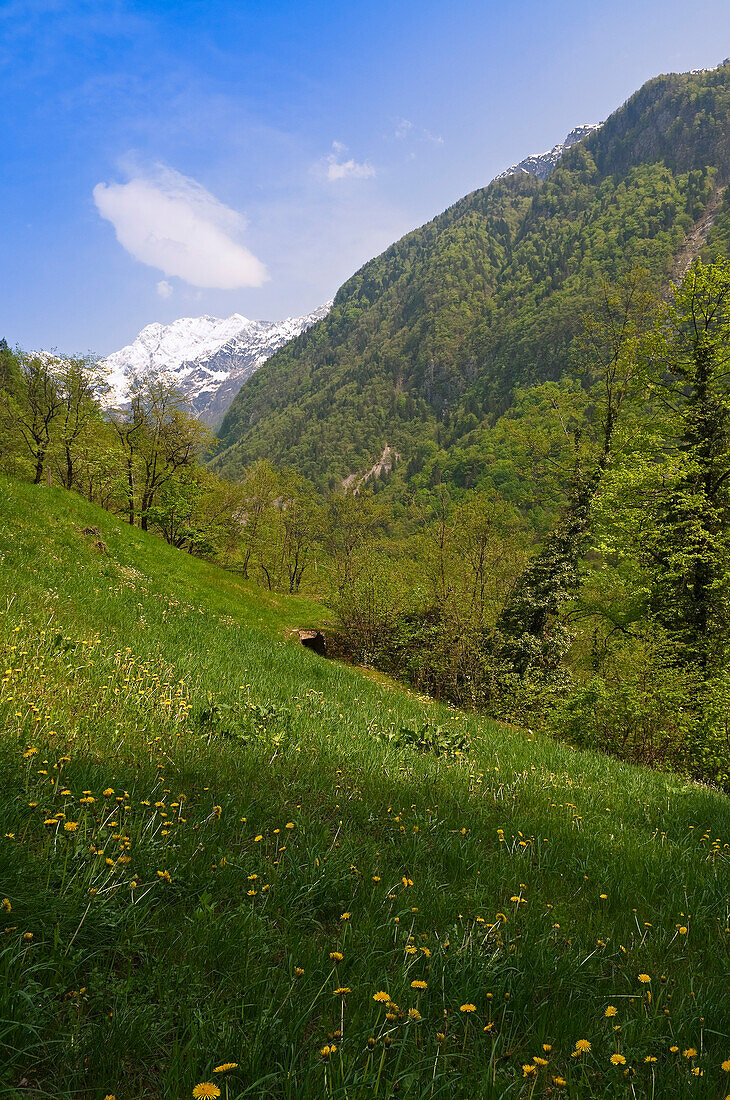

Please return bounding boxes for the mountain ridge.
[213,64,730,487]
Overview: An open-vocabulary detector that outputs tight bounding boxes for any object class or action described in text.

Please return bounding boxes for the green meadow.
[1,476,729,1099]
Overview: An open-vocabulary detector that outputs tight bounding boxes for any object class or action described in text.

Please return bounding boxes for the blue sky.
[3,0,730,355]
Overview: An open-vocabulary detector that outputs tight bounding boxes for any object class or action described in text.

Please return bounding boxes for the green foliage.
[3,478,730,1098]
[215,66,730,488]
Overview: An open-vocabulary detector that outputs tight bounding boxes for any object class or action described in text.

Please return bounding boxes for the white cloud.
[156,279,173,298]
[93,164,268,289]
[324,142,375,182]
[392,118,443,145]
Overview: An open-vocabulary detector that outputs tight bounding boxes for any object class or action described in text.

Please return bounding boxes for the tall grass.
[0,477,729,1098]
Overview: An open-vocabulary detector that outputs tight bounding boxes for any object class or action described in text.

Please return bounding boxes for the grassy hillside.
[1,478,729,1098]
[215,65,730,486]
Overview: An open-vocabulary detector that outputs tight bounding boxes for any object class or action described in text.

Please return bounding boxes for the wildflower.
[333,987,351,996]
[460,1003,476,1013]
[408,1008,421,1020]
[552,1077,567,1087]
[610,1053,626,1065]
[192,1086,221,1100]
[543,1044,552,1053]
[575,1039,591,1053]
[691,1067,703,1076]
[329,951,343,963]
[605,1005,617,1017]
[533,1056,549,1066]
[157,870,171,883]
[213,1064,238,1072]
[254,835,263,842]
[436,1032,446,1043]
[683,1048,697,1058]
[522,1064,537,1077]
[645,1056,657,1063]
[678,926,688,934]
[1,899,11,912]
[411,980,427,990]
[669,1046,679,1053]
[23,932,33,941]
[320,1044,336,1059]
[64,822,78,832]
[637,974,650,984]
[373,991,390,1003]
[103,788,114,796]
[294,967,304,977]
[340,912,351,920]
[722,1059,730,1072]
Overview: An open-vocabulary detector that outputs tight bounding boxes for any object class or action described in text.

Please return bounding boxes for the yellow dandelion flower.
[533,1056,549,1066]
[722,1059,730,1072]
[64,821,78,832]
[637,974,651,984]
[543,1044,552,1053]
[522,1064,537,1077]
[213,1064,238,1073]
[575,1039,591,1053]
[669,1046,679,1053]
[373,991,390,1003]
[411,980,427,990]
[605,1005,617,1017]
[2,898,11,912]
[610,1053,626,1065]
[103,788,114,796]
[552,1077,567,1087]
[333,987,351,995]
[683,1048,697,1058]
[192,1085,221,1100]
[294,967,304,977]
[645,1056,657,1063]
[678,926,688,934]
[460,1003,476,1013]
[340,912,351,920]
[329,951,343,963]
[408,1008,421,1020]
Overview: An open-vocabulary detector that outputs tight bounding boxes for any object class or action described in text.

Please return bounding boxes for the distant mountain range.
[102,303,332,425]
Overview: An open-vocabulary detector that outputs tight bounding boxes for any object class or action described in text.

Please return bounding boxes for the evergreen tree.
[645,259,730,668]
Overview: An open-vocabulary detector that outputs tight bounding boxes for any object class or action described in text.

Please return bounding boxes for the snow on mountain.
[102,302,332,426]
[495,124,602,183]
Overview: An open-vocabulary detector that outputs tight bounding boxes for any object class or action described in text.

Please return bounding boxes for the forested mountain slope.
[215,65,730,487]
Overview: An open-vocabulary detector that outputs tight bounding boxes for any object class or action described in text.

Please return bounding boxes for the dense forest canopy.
[215,65,730,489]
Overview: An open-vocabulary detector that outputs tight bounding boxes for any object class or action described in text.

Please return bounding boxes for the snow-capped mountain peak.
[102,302,332,425]
[495,124,602,183]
